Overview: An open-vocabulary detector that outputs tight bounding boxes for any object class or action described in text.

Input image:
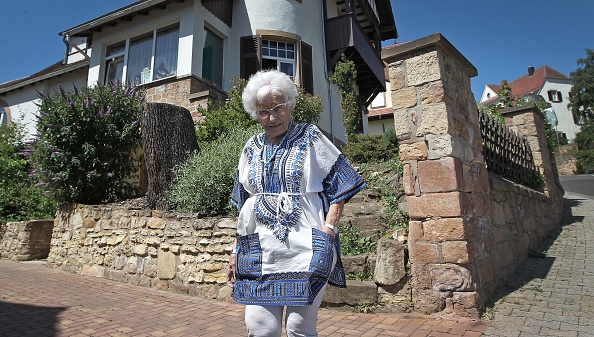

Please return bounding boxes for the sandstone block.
[406,51,441,86]
[157,250,176,280]
[407,192,472,218]
[418,157,463,193]
[446,291,481,318]
[393,109,412,140]
[399,142,428,161]
[420,81,445,104]
[416,103,450,137]
[408,221,424,241]
[422,218,467,241]
[392,88,417,109]
[322,280,377,306]
[409,241,440,264]
[374,239,406,286]
[147,217,165,229]
[402,163,415,196]
[441,241,471,264]
[388,62,405,90]
[429,264,474,292]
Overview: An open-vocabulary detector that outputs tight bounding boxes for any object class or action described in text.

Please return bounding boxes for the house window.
[240,35,313,94]
[262,40,295,80]
[104,24,179,84]
[547,90,563,103]
[202,27,224,88]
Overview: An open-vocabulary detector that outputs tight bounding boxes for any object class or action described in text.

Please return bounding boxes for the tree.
[141,103,199,210]
[497,80,514,109]
[569,48,594,125]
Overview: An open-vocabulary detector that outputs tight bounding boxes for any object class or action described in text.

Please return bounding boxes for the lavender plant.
[28,83,144,204]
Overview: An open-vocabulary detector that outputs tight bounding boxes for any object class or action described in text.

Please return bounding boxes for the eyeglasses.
[257,103,288,119]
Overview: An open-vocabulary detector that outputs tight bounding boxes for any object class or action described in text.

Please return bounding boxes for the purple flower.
[59,84,66,98]
[35,181,46,187]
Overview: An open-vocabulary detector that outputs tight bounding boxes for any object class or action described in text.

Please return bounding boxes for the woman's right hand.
[226,253,236,288]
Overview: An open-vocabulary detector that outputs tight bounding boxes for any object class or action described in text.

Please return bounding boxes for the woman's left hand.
[321,225,336,238]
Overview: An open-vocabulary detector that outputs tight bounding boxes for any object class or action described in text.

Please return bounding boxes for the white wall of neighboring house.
[2,71,88,138]
[538,79,579,141]
[479,86,498,104]
[366,78,394,136]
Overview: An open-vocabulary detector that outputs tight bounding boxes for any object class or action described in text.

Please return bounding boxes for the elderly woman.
[227,69,365,337]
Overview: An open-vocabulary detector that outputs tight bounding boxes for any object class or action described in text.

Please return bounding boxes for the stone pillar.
[501,104,564,217]
[383,33,491,317]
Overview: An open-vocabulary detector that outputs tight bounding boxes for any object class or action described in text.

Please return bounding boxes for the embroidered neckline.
[260,119,293,169]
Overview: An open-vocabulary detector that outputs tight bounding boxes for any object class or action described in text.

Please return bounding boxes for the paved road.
[482,192,594,337]
[0,264,487,336]
[559,175,594,198]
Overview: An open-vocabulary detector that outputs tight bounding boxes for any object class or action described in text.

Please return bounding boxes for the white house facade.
[0,0,397,145]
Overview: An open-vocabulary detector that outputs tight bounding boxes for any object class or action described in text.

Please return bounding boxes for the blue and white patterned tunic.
[230,123,366,306]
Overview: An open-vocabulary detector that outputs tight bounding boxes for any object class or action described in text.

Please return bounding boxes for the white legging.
[244,284,327,337]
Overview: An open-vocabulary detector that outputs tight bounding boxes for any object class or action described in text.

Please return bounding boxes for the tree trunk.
[141,103,198,210]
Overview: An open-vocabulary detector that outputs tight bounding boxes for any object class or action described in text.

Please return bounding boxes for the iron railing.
[478,109,541,189]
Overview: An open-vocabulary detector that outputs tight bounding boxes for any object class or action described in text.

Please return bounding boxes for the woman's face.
[257,94,292,144]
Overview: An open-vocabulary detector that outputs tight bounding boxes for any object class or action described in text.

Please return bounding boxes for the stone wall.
[46,203,236,301]
[383,33,564,318]
[144,75,227,123]
[1,220,54,261]
[555,144,578,175]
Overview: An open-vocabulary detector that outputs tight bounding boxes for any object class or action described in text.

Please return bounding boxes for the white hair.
[242,69,298,119]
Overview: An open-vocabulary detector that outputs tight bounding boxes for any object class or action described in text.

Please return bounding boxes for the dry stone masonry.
[46,203,236,301]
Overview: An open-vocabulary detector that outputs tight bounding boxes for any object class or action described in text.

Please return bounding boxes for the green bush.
[195,78,257,147]
[342,134,398,164]
[339,222,377,256]
[168,124,262,216]
[28,83,144,204]
[574,124,594,150]
[575,149,594,173]
[1,120,57,223]
[293,87,322,124]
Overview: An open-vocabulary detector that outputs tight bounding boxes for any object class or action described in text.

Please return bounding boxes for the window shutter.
[558,92,563,102]
[300,41,314,94]
[240,35,261,79]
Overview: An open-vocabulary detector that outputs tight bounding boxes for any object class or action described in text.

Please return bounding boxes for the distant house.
[0,0,397,144]
[479,65,579,141]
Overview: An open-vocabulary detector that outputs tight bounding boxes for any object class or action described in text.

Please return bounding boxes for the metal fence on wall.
[478,109,541,189]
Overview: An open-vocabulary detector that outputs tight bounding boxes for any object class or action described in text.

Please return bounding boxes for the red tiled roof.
[368,107,394,118]
[0,59,89,93]
[484,65,569,103]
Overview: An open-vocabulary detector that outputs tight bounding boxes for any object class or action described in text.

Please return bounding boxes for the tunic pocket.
[236,233,263,280]
[308,228,335,278]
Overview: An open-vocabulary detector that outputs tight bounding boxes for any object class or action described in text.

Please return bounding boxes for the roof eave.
[59,0,178,38]
[0,61,89,95]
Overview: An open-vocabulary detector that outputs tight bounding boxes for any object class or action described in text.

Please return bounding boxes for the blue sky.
[1,0,592,100]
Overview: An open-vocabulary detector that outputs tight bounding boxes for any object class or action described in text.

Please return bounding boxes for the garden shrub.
[168,124,262,216]
[0,120,57,223]
[342,133,398,164]
[28,83,144,204]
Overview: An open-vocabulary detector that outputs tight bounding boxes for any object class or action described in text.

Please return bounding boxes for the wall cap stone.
[382,33,478,78]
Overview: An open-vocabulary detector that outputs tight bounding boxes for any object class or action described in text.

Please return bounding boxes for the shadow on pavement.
[0,301,66,337]
[484,196,585,309]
